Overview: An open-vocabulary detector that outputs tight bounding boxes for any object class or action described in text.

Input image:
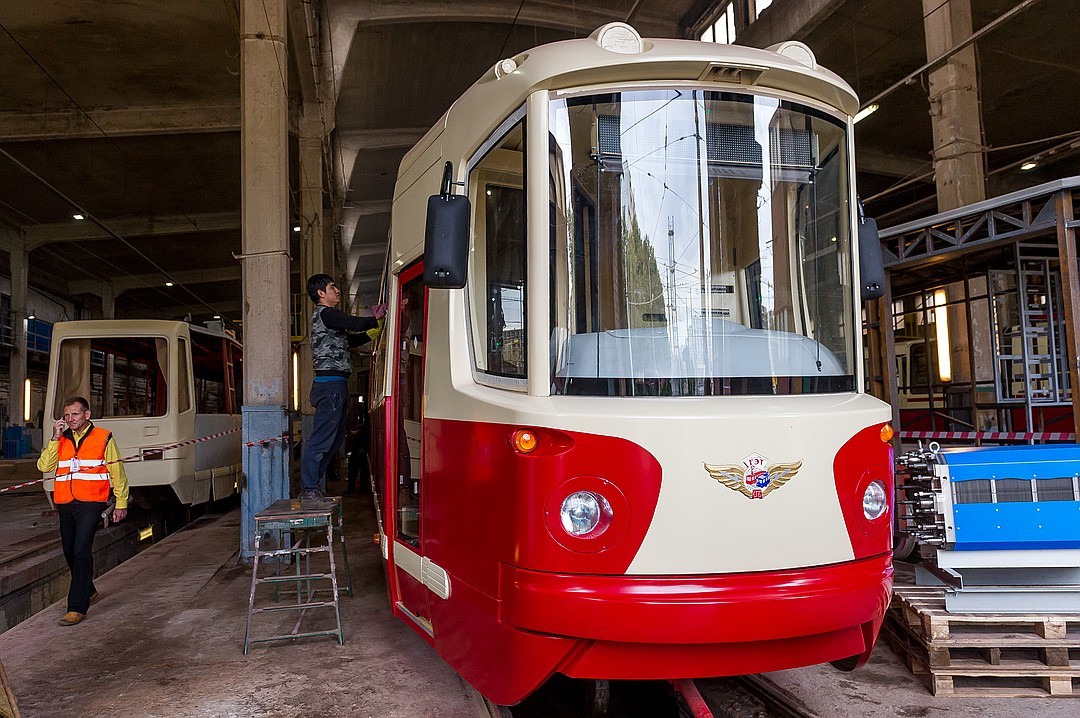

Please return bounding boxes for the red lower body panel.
[441,553,892,704]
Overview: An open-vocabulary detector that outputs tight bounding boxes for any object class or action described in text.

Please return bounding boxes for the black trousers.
[58,500,105,614]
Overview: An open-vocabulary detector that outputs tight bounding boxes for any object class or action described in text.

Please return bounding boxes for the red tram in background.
[368,23,894,705]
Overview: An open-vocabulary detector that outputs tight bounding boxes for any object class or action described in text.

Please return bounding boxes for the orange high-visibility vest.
[53,425,113,504]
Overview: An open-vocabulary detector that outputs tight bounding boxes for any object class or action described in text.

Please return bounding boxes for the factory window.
[700,4,736,44]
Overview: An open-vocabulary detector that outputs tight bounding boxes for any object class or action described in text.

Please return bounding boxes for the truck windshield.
[548,88,855,396]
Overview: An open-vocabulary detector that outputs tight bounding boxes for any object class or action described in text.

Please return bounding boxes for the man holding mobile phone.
[37,396,129,626]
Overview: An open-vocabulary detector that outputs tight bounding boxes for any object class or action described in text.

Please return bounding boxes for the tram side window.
[190,332,240,414]
[53,337,168,418]
[177,338,192,413]
[468,120,527,382]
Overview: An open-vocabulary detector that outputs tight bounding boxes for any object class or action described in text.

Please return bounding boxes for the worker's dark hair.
[306,273,335,303]
[62,396,91,412]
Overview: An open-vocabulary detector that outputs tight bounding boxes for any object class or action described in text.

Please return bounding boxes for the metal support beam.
[240,0,291,560]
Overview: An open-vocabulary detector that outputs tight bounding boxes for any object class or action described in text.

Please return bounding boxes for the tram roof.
[400,29,859,177]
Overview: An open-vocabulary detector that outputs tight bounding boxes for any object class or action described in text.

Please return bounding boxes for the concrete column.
[8,233,27,429]
[298,110,325,418]
[923,0,986,211]
[100,281,115,320]
[240,0,291,559]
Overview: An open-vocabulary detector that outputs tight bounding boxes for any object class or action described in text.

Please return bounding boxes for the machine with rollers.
[897,442,1080,612]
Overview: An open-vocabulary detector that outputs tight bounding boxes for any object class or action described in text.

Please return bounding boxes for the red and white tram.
[369,23,894,705]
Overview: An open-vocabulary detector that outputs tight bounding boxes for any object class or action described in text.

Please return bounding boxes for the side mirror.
[858,216,885,301]
[423,162,471,289]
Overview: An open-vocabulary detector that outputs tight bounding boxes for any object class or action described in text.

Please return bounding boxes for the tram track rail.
[729,675,818,718]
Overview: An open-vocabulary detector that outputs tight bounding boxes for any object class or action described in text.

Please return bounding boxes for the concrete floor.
[0,494,480,718]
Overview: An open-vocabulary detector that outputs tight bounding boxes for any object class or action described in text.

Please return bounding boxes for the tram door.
[390,262,431,631]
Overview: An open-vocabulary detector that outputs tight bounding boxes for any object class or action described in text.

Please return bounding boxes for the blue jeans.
[301,379,350,491]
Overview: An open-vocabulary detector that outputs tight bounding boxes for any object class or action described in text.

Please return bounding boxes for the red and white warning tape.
[0,427,289,494]
[900,430,1077,442]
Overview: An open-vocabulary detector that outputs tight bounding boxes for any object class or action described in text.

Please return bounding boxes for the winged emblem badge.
[704,452,803,500]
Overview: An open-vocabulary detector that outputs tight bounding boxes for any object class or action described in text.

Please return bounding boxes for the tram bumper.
[500,552,893,678]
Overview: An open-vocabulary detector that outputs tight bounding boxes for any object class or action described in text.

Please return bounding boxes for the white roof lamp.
[765,41,818,70]
[590,22,644,54]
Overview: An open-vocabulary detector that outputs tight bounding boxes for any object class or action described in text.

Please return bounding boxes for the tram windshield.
[548,89,856,396]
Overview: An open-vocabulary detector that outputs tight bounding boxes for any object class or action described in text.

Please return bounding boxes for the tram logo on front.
[704,453,803,500]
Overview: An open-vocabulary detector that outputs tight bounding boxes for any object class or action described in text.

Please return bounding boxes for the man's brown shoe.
[58,612,85,626]
[90,590,100,605]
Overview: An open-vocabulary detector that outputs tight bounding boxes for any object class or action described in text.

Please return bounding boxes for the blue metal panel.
[940,444,1080,483]
[953,502,1080,550]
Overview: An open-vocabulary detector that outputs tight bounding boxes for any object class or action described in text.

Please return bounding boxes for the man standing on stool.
[37,396,128,626]
[302,274,385,507]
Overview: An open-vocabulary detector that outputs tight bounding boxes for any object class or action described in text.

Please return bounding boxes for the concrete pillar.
[298,110,325,418]
[240,0,291,559]
[923,0,986,211]
[100,281,115,320]
[8,233,27,429]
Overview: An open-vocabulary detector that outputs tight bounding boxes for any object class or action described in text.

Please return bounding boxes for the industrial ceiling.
[0,0,1075,327]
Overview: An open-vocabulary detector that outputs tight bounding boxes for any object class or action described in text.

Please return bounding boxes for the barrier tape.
[900,430,1077,442]
[0,427,289,495]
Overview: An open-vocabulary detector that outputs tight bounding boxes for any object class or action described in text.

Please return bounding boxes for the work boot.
[58,612,85,626]
[299,488,335,509]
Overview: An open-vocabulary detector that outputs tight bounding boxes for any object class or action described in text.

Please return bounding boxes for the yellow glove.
[365,317,385,341]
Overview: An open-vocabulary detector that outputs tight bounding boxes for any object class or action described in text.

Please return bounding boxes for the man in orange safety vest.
[37,396,129,626]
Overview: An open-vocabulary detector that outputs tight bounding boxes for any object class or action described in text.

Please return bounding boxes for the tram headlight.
[559,491,612,537]
[862,480,888,520]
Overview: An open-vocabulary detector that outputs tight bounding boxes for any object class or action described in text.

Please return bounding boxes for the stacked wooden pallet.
[885,584,1080,697]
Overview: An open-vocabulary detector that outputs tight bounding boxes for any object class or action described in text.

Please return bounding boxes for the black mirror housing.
[423,193,471,289]
[858,216,885,301]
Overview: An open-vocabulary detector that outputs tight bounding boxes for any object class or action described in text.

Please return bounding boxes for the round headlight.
[862,480,887,520]
[560,491,611,537]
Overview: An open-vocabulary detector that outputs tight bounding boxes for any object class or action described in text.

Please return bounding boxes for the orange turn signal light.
[512,429,538,454]
[880,423,894,442]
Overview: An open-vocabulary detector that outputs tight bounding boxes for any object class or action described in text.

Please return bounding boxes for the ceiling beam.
[337,127,427,152]
[343,200,392,216]
[328,0,677,36]
[288,0,322,107]
[69,266,243,296]
[856,150,933,180]
[133,299,245,320]
[0,104,241,142]
[24,212,241,249]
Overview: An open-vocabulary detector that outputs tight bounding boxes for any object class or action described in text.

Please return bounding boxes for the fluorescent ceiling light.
[1020,161,1037,171]
[853,104,879,124]
[73,214,85,220]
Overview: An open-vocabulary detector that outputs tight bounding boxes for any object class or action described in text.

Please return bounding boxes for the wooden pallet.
[885,585,1080,697]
